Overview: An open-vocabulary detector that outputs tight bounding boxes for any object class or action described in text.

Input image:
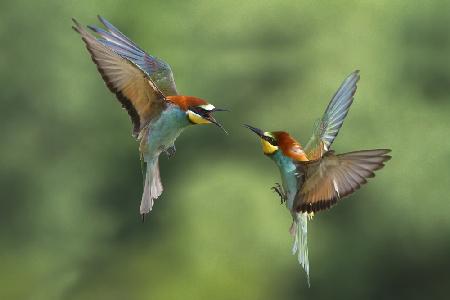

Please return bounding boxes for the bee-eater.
[72,16,227,218]
[244,70,391,285]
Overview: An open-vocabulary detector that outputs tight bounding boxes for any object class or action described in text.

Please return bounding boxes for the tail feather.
[291,213,310,286]
[140,157,163,216]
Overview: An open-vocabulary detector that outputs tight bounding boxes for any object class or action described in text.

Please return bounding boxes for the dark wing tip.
[87,24,98,33]
[351,69,360,78]
[297,199,338,214]
[378,148,392,154]
[345,70,360,83]
[71,18,82,33]
[97,15,105,23]
[97,15,115,30]
[373,149,392,164]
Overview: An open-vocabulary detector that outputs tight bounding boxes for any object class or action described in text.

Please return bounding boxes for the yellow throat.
[187,110,210,125]
[260,133,278,154]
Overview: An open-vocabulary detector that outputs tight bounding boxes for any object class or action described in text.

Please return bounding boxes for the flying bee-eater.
[244,70,391,285]
[72,16,227,218]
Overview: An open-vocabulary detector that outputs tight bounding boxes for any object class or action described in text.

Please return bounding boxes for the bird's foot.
[165,145,176,158]
[271,183,286,204]
[307,212,315,221]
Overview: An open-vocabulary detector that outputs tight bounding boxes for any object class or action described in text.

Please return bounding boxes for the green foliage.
[1,0,449,299]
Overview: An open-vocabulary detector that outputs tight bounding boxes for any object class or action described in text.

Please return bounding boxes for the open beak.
[206,109,228,134]
[243,124,265,138]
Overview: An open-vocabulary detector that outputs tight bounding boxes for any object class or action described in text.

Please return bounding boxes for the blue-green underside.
[269,150,310,286]
[139,104,191,215]
[144,105,190,160]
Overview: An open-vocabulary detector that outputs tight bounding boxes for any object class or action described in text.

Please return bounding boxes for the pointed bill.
[207,114,228,134]
[243,124,265,137]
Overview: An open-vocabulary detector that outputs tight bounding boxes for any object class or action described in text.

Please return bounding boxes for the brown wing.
[72,18,167,137]
[294,149,391,213]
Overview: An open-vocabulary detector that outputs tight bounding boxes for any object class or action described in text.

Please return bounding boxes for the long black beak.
[206,111,228,135]
[243,124,265,138]
[212,108,229,112]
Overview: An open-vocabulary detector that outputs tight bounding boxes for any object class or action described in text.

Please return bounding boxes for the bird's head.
[167,96,228,133]
[243,124,308,161]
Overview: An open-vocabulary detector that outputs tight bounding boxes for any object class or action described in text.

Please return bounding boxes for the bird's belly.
[281,172,298,212]
[148,122,183,150]
[274,154,298,212]
[145,107,188,156]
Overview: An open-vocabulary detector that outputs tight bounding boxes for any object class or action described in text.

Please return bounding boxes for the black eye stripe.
[190,107,208,116]
[263,136,277,146]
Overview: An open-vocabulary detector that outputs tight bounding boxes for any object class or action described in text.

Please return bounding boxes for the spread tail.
[290,213,310,286]
[140,157,163,216]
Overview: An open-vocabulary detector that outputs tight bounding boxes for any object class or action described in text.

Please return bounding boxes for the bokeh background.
[1,0,450,299]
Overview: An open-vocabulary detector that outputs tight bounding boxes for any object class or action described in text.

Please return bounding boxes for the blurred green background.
[1,0,449,299]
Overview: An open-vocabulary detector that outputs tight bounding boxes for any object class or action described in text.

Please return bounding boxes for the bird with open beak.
[73,16,227,219]
[244,71,391,285]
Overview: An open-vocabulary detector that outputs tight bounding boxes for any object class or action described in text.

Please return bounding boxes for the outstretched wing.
[73,18,167,137]
[304,71,360,160]
[294,149,391,213]
[87,15,178,96]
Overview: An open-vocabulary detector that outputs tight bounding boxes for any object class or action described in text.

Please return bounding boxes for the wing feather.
[87,16,178,96]
[73,18,167,137]
[304,71,360,160]
[294,149,391,213]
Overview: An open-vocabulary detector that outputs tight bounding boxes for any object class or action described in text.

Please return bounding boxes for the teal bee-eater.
[244,71,391,285]
[73,16,227,218]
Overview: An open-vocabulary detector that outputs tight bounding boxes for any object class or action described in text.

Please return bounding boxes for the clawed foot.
[271,183,286,204]
[165,145,176,158]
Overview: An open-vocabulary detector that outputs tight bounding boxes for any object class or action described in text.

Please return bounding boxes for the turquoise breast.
[270,151,298,211]
[145,105,190,156]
